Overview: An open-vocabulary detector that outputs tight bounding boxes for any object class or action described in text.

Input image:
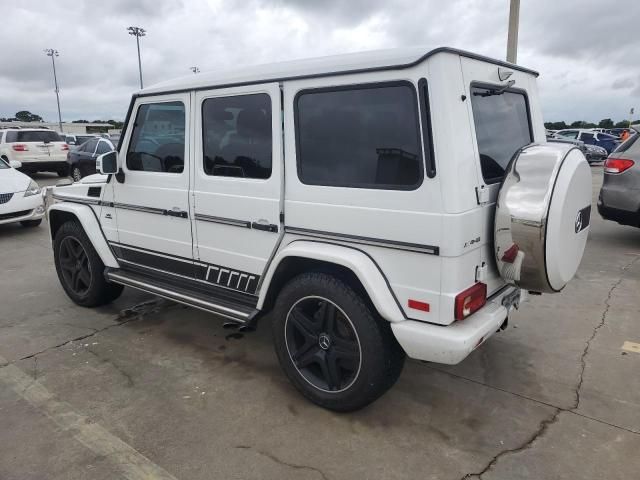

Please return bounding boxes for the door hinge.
[476,185,490,205]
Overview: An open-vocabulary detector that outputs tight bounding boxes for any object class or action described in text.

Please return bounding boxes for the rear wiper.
[474,80,516,97]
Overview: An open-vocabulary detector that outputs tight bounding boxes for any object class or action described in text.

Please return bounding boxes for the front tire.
[53,221,123,307]
[272,272,405,412]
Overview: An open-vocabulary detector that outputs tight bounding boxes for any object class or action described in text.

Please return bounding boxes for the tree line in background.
[0,111,124,129]
[544,118,634,130]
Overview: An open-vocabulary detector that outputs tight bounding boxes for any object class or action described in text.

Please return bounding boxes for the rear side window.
[470,86,532,183]
[296,82,423,189]
[202,94,272,179]
[6,130,62,143]
[127,101,185,173]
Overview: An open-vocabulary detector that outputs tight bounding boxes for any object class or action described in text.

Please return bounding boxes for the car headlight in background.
[23,180,41,197]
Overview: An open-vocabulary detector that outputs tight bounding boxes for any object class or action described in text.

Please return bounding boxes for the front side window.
[296,83,423,189]
[470,85,532,183]
[202,94,272,179]
[96,140,112,155]
[127,101,185,173]
[83,138,99,153]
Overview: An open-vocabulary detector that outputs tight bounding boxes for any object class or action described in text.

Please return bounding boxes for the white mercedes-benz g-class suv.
[48,47,591,411]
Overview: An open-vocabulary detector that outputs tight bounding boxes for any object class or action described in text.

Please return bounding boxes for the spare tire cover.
[494,143,592,293]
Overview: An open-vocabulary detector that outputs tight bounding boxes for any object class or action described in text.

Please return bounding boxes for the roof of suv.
[140,46,539,97]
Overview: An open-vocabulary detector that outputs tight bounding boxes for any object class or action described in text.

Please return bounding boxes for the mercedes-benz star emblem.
[575,211,583,233]
[318,333,331,350]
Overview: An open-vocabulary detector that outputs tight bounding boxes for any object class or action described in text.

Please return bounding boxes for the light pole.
[44,49,63,133]
[506,0,520,63]
[190,66,200,74]
[127,26,146,89]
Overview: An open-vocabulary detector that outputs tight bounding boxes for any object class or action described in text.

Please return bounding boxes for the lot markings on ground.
[621,341,640,354]
[0,354,178,480]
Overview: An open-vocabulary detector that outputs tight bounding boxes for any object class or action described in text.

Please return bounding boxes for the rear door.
[191,84,282,295]
[461,58,544,294]
[111,94,194,274]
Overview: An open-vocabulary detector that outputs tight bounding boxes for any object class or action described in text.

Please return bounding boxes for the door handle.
[251,220,278,233]
[164,208,188,218]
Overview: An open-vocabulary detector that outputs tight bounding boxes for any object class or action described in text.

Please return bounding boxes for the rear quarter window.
[612,133,639,153]
[6,130,62,143]
[470,85,533,184]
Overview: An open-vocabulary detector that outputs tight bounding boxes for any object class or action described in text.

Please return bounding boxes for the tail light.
[604,158,634,174]
[12,144,28,151]
[61,143,69,151]
[454,283,487,321]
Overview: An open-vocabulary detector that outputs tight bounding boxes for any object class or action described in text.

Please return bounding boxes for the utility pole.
[506,0,520,64]
[44,49,63,133]
[127,26,146,89]
[190,66,200,74]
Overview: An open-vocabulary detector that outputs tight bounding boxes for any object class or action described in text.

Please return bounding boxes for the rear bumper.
[597,202,640,227]
[18,160,68,172]
[391,287,526,365]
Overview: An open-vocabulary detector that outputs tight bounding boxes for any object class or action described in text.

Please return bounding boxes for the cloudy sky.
[1,0,639,124]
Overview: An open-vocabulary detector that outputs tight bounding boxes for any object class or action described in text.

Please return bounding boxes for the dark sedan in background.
[66,137,114,181]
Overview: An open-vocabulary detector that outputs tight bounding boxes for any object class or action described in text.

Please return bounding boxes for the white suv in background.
[47,47,592,411]
[0,158,44,227]
[0,128,69,176]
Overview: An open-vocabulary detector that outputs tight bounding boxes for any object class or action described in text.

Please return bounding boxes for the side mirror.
[97,151,119,175]
[9,160,22,169]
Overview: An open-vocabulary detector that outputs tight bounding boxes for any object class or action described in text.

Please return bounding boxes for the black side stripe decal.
[110,242,260,295]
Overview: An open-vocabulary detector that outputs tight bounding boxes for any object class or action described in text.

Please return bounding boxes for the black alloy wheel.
[58,236,92,296]
[285,296,362,393]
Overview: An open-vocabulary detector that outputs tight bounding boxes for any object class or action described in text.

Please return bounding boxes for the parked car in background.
[0,158,45,227]
[598,126,640,227]
[0,128,69,176]
[556,129,620,153]
[66,137,115,181]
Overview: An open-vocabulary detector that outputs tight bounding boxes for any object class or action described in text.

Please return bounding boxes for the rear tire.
[20,219,42,227]
[272,272,405,412]
[53,220,123,307]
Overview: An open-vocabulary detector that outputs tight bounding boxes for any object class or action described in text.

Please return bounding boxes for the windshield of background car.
[470,86,533,183]
[6,130,62,143]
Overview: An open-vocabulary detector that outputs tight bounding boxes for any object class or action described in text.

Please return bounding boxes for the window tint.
[95,140,112,155]
[580,132,595,143]
[6,130,61,143]
[296,83,423,189]
[470,86,532,183]
[127,101,185,173]
[82,138,99,153]
[202,94,272,179]
[559,130,578,139]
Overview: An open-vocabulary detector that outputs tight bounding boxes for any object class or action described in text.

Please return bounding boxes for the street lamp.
[127,26,146,89]
[190,66,200,74]
[44,49,63,133]
[506,0,520,63]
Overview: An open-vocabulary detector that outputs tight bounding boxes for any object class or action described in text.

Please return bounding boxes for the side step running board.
[105,268,258,324]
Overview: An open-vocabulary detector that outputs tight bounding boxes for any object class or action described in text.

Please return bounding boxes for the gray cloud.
[0,0,639,123]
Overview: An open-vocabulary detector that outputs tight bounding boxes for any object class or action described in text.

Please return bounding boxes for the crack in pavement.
[0,298,168,370]
[234,445,329,480]
[573,255,640,411]
[459,256,640,480]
